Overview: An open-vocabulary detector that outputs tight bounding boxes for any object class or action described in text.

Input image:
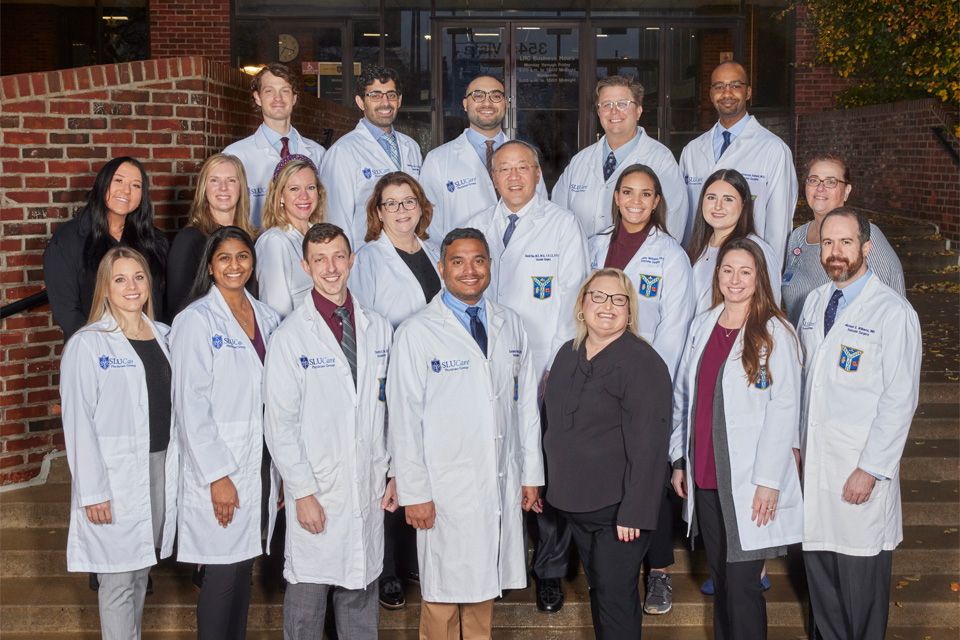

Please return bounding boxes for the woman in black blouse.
[543,268,673,639]
[165,153,257,318]
[44,157,168,340]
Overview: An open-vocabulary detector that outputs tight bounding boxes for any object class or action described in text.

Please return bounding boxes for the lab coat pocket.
[430,461,476,517]
[314,465,346,516]
[834,334,879,388]
[819,421,869,496]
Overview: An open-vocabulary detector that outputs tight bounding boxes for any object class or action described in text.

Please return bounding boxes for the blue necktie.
[382,132,401,169]
[602,151,617,181]
[719,131,732,158]
[466,307,487,356]
[502,213,519,248]
[824,289,843,335]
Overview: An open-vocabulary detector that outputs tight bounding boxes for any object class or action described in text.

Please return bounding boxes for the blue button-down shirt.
[441,289,488,338]
[361,117,397,159]
[712,114,750,162]
[260,123,300,156]
[830,267,873,320]
[465,127,506,167]
[602,129,640,173]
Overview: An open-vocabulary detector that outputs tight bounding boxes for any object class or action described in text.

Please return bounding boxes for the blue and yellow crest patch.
[638,274,661,298]
[753,365,772,390]
[378,377,386,402]
[532,276,552,300]
[838,345,863,372]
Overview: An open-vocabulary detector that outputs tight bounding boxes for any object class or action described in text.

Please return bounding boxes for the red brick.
[24,176,67,189]
[7,345,50,361]
[22,147,63,159]
[1,467,42,484]
[4,131,46,145]
[135,132,173,145]
[27,389,61,404]
[135,104,174,117]
[111,89,150,102]
[47,161,90,173]
[21,116,64,129]
[50,133,89,144]
[91,132,134,144]
[110,118,150,130]
[4,191,49,204]
[0,454,25,468]
[66,117,108,130]
[4,433,50,450]
[3,100,46,113]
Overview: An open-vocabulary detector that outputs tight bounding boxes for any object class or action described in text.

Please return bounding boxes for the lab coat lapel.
[303,292,358,402]
[485,300,506,357]
[209,286,265,370]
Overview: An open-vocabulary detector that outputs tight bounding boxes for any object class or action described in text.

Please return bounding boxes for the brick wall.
[149,1,231,64]
[1,57,356,486]
[794,3,852,116]
[795,99,960,242]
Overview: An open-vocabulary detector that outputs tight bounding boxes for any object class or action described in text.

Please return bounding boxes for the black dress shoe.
[379,576,406,610]
[89,572,99,591]
[536,577,564,613]
[399,569,420,585]
[146,574,153,596]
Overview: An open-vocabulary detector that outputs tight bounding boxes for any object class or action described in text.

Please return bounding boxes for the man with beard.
[319,66,423,249]
[797,207,922,640]
[420,75,545,240]
[679,61,796,258]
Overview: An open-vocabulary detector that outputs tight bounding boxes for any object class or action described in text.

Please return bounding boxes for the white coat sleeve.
[857,305,922,479]
[318,148,360,248]
[349,250,376,311]
[170,311,239,485]
[419,153,446,236]
[385,325,433,506]
[551,165,571,208]
[758,148,798,265]
[256,233,297,318]
[549,220,590,369]
[657,158,691,244]
[262,329,320,500]
[750,321,802,490]
[517,324,546,487]
[59,335,112,506]
[653,249,696,381]
[758,238,783,304]
[669,324,697,464]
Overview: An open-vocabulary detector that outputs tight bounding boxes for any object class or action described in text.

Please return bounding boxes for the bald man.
[678,61,797,262]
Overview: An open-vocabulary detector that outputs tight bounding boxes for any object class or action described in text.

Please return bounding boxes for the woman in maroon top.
[669,238,803,640]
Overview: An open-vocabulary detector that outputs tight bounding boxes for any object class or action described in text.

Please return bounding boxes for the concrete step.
[909,402,959,438]
[906,272,960,287]
[899,252,958,271]
[888,238,950,253]
[2,572,957,633]
[900,438,959,481]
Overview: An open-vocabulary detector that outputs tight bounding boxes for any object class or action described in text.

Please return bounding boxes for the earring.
[577,311,585,321]
[280,200,285,206]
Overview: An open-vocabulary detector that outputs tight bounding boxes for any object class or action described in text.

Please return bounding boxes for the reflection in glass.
[595,26,660,142]
[441,27,507,144]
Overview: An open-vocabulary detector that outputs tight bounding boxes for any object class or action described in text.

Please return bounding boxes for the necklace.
[722,325,736,338]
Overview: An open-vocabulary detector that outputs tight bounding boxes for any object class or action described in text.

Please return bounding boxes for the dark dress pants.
[805,549,893,640]
[558,504,650,640]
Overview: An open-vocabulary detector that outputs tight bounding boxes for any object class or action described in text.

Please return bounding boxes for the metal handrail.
[931,127,960,165]
[1,290,49,320]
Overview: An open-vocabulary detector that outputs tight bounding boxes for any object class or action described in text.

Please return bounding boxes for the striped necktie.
[382,132,401,170]
[333,306,357,386]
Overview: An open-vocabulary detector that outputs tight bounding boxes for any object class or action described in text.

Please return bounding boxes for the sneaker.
[701,577,714,595]
[643,570,673,614]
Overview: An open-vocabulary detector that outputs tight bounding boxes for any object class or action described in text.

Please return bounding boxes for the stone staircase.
[1,214,957,639]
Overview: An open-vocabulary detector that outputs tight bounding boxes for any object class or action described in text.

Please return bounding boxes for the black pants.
[646,482,676,569]
[696,489,767,640]
[196,558,256,640]
[804,549,893,640]
[559,504,650,640]
[382,505,418,578]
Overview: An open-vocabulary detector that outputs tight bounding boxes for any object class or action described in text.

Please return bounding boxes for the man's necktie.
[333,307,357,386]
[719,131,732,158]
[502,214,519,248]
[280,136,290,159]
[466,306,487,357]
[485,140,496,172]
[603,151,616,181]
[382,132,401,170]
[824,289,843,335]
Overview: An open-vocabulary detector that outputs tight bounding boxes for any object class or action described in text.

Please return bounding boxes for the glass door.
[593,24,663,143]
[436,20,582,189]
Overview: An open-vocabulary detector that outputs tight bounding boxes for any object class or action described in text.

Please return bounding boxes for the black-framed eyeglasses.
[596,99,636,114]
[380,197,419,213]
[466,89,505,103]
[710,80,748,92]
[805,177,848,189]
[586,290,628,306]
[365,90,401,102]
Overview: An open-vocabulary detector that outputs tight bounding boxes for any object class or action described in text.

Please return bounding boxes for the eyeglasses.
[597,100,637,114]
[380,197,419,213]
[466,89,505,103]
[493,163,535,176]
[364,90,401,102]
[710,81,748,92]
[805,177,848,189]
[586,290,628,306]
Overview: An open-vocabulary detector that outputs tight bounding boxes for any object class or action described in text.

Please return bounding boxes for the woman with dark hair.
[59,246,179,639]
[44,157,169,340]
[255,154,326,318]
[350,171,441,329]
[170,226,282,640]
[781,154,905,326]
[670,237,803,639]
[165,153,257,318]
[686,169,781,313]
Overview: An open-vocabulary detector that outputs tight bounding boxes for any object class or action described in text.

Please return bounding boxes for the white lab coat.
[349,232,441,329]
[170,287,282,565]
[318,120,423,249]
[691,233,782,314]
[798,276,921,556]
[589,226,696,380]
[263,293,392,587]
[387,295,545,603]
[255,225,312,319]
[420,129,547,241]
[669,305,804,551]
[466,195,590,382]
[223,125,326,227]
[552,130,689,241]
[60,313,180,573]
[678,116,797,257]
